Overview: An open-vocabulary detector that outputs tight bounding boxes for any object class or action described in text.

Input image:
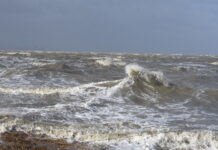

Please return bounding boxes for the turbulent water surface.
[0,51,218,150]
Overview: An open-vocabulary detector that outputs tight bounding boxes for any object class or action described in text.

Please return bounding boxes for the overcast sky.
[0,0,218,54]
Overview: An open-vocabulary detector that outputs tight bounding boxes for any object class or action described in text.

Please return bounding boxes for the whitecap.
[95,57,126,67]
[96,58,112,66]
[210,61,218,65]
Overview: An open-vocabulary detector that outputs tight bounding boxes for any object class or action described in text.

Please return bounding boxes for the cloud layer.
[0,0,218,54]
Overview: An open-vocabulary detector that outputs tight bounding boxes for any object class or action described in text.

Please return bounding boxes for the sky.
[0,0,218,54]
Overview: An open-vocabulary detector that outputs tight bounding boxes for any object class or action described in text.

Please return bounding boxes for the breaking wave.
[0,117,217,150]
[125,64,171,87]
[0,64,172,100]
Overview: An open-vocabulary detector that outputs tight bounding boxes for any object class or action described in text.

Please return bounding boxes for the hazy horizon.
[0,0,218,55]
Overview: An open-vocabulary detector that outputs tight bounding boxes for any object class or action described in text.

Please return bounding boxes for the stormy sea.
[0,50,218,150]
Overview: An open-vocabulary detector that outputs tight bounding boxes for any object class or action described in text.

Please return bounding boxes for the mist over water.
[0,50,218,149]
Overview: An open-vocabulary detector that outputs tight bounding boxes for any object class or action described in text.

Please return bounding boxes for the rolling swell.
[0,63,202,106]
[0,64,174,101]
[0,64,199,126]
[0,64,215,109]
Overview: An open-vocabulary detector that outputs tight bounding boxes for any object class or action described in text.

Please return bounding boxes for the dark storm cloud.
[0,0,218,54]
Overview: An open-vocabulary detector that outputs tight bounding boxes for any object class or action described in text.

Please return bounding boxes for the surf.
[0,64,172,99]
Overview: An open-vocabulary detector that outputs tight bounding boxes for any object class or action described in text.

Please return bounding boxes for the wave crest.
[125,64,170,86]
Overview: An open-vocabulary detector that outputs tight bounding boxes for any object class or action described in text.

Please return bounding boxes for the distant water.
[0,50,218,149]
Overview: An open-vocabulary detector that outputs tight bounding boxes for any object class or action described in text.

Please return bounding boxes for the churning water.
[0,51,218,149]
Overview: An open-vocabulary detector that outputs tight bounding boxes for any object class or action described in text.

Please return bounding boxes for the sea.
[0,50,218,150]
